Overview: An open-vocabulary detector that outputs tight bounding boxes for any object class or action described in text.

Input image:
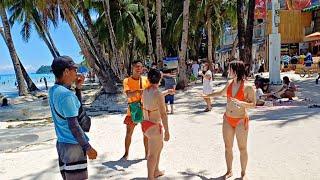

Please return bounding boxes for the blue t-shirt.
[49,84,89,144]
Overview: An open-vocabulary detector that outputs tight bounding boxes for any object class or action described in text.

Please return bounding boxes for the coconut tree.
[57,0,120,93]
[155,0,163,62]
[177,0,190,89]
[143,0,154,62]
[7,0,60,58]
[206,0,214,70]
[0,24,38,91]
[0,2,28,95]
[244,0,256,73]
[237,0,246,62]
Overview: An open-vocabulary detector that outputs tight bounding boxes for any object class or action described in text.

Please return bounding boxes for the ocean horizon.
[0,73,55,98]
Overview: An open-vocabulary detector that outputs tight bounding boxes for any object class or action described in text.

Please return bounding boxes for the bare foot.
[224,171,233,179]
[121,154,128,160]
[154,170,165,178]
[241,172,247,180]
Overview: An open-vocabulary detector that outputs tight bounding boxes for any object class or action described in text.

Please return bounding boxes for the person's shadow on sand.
[102,158,144,171]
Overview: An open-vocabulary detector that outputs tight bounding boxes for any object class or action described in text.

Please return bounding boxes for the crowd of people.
[47,53,317,179]
[48,55,259,180]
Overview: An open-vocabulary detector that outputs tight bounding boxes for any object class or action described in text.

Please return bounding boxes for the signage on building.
[255,0,267,19]
[299,42,309,50]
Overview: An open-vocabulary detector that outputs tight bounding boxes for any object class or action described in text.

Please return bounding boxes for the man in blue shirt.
[49,56,97,180]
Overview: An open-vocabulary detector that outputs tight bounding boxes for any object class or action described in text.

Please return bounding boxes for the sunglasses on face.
[68,67,78,73]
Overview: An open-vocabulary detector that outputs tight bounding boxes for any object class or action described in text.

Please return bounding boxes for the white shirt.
[191,64,200,76]
[256,88,264,100]
[203,70,213,94]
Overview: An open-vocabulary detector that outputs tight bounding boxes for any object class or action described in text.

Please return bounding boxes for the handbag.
[50,86,91,132]
[129,78,143,123]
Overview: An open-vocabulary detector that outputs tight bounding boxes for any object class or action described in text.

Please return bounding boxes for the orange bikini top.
[227,80,245,101]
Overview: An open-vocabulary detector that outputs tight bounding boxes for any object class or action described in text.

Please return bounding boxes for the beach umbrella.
[78,66,89,73]
[304,32,320,42]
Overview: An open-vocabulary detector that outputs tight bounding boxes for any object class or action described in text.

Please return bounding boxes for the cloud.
[0,64,38,74]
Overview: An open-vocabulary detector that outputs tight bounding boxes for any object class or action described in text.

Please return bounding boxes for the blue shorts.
[165,95,174,104]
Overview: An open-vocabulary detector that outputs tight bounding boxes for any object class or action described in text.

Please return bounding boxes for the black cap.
[51,56,78,73]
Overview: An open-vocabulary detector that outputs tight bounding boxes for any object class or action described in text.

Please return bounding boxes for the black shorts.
[165,95,174,104]
[56,142,88,179]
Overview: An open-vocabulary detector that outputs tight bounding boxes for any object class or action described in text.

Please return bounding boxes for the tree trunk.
[46,31,60,57]
[103,0,122,77]
[78,0,106,68]
[143,0,155,62]
[0,6,28,96]
[0,26,38,92]
[156,0,163,63]
[207,1,214,71]
[61,2,119,93]
[32,14,59,58]
[178,0,190,89]
[244,0,256,74]
[41,30,58,58]
[237,0,246,62]
[20,59,39,91]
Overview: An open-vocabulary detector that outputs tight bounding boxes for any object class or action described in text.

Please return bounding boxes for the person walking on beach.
[49,56,97,180]
[43,77,48,90]
[162,69,177,114]
[202,61,256,179]
[122,60,150,160]
[142,69,170,179]
[200,62,213,112]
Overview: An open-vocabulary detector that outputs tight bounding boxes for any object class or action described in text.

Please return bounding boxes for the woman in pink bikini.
[203,61,256,179]
[142,69,170,180]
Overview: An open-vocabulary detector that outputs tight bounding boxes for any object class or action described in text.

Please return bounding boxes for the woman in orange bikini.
[203,61,256,179]
[142,69,170,180]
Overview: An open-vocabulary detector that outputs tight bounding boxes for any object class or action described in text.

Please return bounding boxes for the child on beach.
[142,69,170,180]
[199,62,213,112]
[162,68,177,114]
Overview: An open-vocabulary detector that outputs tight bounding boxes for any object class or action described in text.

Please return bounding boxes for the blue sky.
[0,21,82,75]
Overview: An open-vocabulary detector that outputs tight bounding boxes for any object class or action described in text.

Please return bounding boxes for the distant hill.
[36,65,52,74]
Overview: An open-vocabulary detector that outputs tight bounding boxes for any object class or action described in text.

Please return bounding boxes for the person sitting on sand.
[1,98,8,107]
[202,60,256,179]
[142,69,170,180]
[255,81,273,106]
[272,76,297,100]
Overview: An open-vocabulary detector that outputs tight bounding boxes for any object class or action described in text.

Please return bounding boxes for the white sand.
[1,72,320,180]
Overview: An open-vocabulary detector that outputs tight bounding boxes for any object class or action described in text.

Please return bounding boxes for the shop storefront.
[281,43,299,55]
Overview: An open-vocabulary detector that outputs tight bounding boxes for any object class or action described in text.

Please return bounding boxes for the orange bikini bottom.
[141,120,162,134]
[224,113,249,130]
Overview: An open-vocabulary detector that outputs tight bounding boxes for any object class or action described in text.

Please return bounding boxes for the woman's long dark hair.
[229,60,246,82]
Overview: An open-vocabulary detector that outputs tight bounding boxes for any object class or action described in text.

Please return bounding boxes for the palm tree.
[178,0,190,89]
[244,0,256,72]
[143,0,154,62]
[7,0,60,58]
[103,0,122,78]
[237,0,245,62]
[58,0,120,93]
[155,0,163,62]
[207,0,214,70]
[0,2,28,96]
[0,25,38,91]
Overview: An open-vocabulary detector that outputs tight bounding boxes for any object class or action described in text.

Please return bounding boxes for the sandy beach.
[1,72,320,180]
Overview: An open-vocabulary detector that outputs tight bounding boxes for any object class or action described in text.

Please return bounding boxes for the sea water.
[0,73,55,98]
